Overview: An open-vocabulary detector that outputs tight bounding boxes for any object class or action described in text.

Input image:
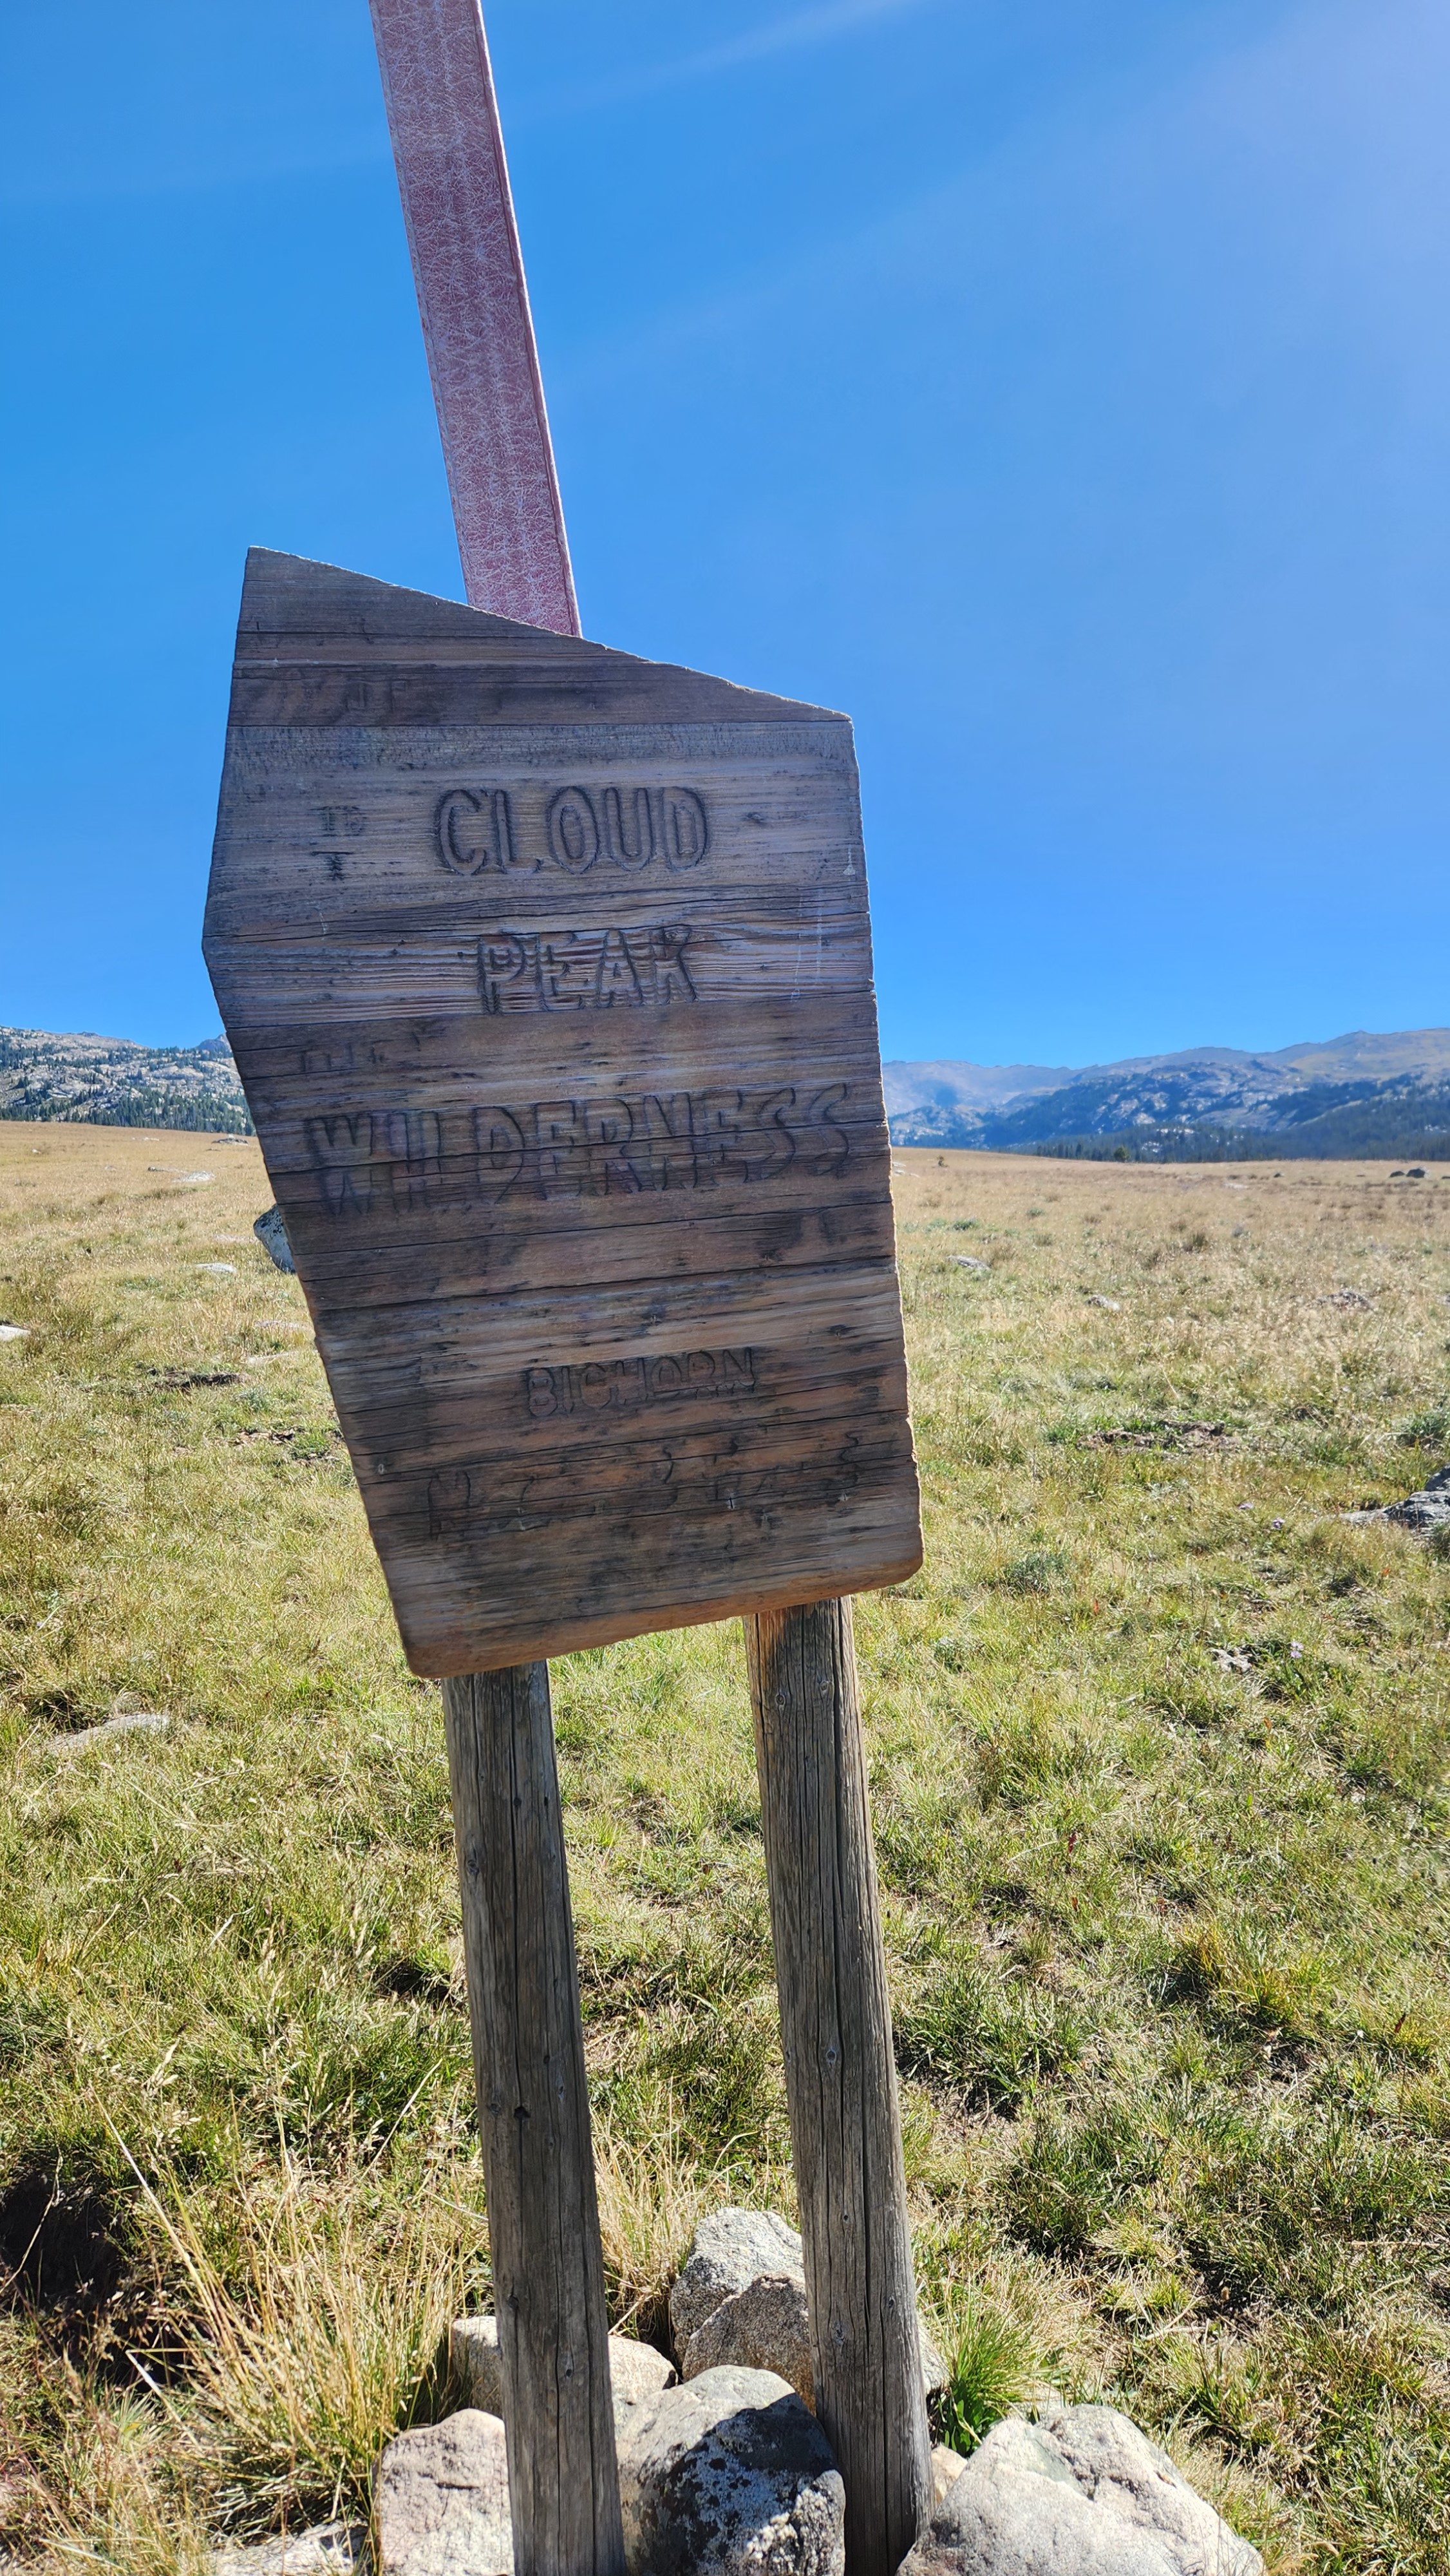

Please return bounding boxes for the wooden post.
[366,0,579,633]
[348,17,927,2571]
[366,9,616,2561]
[443,1664,625,2576]
[745,1598,932,2576]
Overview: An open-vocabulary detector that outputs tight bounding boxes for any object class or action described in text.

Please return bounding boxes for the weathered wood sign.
[205,546,921,1674]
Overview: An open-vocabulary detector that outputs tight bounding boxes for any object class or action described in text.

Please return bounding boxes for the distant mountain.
[882,1059,1075,1117]
[0,1028,252,1133]
[886,1030,1450,1160]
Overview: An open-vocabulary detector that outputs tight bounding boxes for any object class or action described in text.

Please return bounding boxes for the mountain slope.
[0,1029,252,1133]
[889,1029,1450,1159]
[882,1059,1075,1116]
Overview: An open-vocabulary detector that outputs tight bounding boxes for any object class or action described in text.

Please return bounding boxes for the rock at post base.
[450,2309,673,2419]
[670,2207,945,2409]
[931,2445,967,2503]
[682,2271,816,2406]
[670,2210,807,2346]
[375,2409,511,2575]
[212,2527,365,2573]
[615,2363,845,2576]
[899,2407,1263,2576]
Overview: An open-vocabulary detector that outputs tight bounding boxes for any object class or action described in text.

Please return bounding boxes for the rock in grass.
[899,2406,1262,2576]
[375,2410,511,2575]
[616,2365,843,2576]
[254,1204,297,1273]
[57,1709,170,1754]
[671,2209,945,2409]
[213,2526,366,2573]
[1344,1463,1450,1533]
[450,2309,673,2414]
[1385,1463,1450,1528]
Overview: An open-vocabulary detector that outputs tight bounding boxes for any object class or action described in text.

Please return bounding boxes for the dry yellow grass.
[3,1122,1450,2568]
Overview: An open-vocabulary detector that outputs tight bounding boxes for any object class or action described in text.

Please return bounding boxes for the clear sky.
[2,0,1446,1066]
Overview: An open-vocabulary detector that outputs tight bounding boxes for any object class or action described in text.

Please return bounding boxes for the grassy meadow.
[3,1122,1450,2569]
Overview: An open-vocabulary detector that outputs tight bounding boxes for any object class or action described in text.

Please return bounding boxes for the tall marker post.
[366,8,621,2570]
[221,3,933,2568]
[364,1,932,2565]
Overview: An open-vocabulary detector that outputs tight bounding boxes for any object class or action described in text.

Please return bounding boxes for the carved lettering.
[594,924,643,1008]
[436,786,527,875]
[661,785,708,868]
[428,1468,472,1537]
[473,1106,526,1196]
[600,784,654,867]
[312,803,367,879]
[477,922,696,1015]
[308,1087,851,1216]
[384,1110,444,1214]
[422,1421,867,1542]
[546,786,599,873]
[438,783,711,874]
[305,1112,377,1215]
[523,1347,756,1423]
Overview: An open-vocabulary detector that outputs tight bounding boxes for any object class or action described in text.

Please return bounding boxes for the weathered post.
[747,1600,932,2576]
[366,0,577,632]
[205,6,932,2573]
[444,1665,622,2572]
[366,8,619,2571]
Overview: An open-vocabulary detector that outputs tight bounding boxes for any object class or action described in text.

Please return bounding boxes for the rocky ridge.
[887,1027,1450,1159]
[0,1027,250,1132]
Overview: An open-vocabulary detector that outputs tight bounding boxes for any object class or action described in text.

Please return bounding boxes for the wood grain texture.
[444,1663,624,2576]
[746,1598,931,2576]
[205,552,921,1672]
[367,0,578,634]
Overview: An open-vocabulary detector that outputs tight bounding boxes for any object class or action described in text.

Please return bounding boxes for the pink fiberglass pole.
[367,0,580,636]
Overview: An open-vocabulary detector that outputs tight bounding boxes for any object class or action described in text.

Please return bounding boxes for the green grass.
[4,1126,1450,2567]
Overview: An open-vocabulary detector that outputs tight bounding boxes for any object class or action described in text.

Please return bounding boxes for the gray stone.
[450,2310,673,2416]
[375,2410,512,2576]
[899,2405,1262,2576]
[931,2447,967,2504]
[616,2365,844,2576]
[57,1709,170,1754]
[683,2272,814,2405]
[213,2528,366,2575]
[254,1204,297,1273]
[1346,1465,1450,1532]
[1388,1468,1450,1529]
[670,2209,807,2347]
[671,2209,945,2409]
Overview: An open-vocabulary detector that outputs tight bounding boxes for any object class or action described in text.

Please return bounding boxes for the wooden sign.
[204,547,921,1673]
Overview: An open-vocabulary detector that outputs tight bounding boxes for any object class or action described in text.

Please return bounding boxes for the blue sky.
[2,0,1446,1066]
